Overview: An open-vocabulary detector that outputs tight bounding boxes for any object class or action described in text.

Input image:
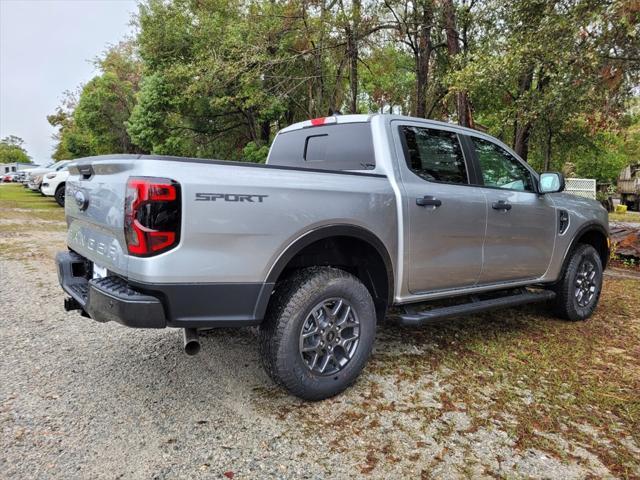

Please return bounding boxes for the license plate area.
[92,263,107,280]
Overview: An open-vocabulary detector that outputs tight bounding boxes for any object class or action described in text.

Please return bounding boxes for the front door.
[467,135,556,284]
[395,122,487,293]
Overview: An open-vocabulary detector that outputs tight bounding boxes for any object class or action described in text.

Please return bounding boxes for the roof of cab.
[278,114,373,134]
[275,113,531,165]
[277,113,484,138]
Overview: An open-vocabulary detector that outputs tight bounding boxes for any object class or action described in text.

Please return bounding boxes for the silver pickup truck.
[56,114,609,400]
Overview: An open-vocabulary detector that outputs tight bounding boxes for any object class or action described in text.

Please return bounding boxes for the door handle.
[492,200,512,211]
[416,195,442,207]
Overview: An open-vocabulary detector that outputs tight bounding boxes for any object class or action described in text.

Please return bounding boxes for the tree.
[0,136,31,163]
[47,89,81,160]
[127,0,280,158]
[442,0,473,127]
[49,0,639,174]
[383,0,438,118]
[49,41,143,159]
[451,0,640,163]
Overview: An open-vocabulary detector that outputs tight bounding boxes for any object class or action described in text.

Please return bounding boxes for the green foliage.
[49,0,639,176]
[49,42,142,159]
[570,113,640,183]
[242,141,270,163]
[0,136,31,164]
[450,0,639,164]
[360,45,415,114]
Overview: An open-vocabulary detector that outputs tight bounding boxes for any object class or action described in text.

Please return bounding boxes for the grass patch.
[374,278,640,475]
[0,221,66,234]
[609,211,640,223]
[0,184,60,209]
[0,241,34,260]
[0,184,64,221]
[270,277,640,476]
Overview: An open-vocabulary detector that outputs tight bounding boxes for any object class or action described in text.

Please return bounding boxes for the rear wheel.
[54,184,65,207]
[552,244,603,321]
[259,267,376,400]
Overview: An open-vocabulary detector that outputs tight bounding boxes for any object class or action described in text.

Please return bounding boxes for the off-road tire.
[259,267,376,401]
[552,244,603,321]
[54,184,65,207]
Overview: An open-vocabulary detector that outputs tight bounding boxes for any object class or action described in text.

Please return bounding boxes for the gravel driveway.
[1,208,638,479]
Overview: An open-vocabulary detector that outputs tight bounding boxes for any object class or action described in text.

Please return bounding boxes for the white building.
[2,162,36,174]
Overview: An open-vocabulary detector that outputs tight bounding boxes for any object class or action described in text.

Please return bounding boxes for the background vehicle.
[2,172,17,182]
[27,161,71,193]
[41,162,74,206]
[56,114,609,400]
[27,175,44,192]
[23,161,67,186]
[618,164,640,211]
[23,161,56,185]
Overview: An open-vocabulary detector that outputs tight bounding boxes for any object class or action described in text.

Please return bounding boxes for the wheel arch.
[264,225,395,322]
[561,222,610,274]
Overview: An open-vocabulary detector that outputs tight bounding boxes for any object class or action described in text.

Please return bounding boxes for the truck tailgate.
[65,156,138,275]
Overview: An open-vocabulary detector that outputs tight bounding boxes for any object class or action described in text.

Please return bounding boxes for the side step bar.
[398,289,556,327]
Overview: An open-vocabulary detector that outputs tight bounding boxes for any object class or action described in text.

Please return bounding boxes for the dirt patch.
[1,194,639,479]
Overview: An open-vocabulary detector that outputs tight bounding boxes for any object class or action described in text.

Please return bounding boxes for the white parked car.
[23,161,58,186]
[41,162,74,206]
[26,160,71,192]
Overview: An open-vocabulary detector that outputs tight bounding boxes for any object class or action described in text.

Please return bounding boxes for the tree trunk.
[513,123,531,161]
[260,120,271,145]
[346,0,360,114]
[513,68,534,161]
[242,107,259,144]
[415,52,429,118]
[307,0,326,117]
[543,125,552,171]
[442,0,473,127]
[414,3,433,118]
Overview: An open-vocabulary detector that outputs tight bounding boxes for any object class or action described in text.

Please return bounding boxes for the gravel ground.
[1,211,638,479]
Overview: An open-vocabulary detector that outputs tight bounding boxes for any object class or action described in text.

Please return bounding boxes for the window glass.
[268,123,375,170]
[400,126,468,184]
[304,135,328,162]
[471,137,534,192]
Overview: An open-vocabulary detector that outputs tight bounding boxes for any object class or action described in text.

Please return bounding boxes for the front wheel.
[259,267,376,401]
[552,244,603,321]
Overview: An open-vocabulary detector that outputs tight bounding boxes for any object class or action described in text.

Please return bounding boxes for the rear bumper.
[56,251,166,328]
[56,250,273,329]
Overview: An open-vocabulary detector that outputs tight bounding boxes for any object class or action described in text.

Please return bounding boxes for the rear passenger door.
[394,122,487,293]
[466,135,556,284]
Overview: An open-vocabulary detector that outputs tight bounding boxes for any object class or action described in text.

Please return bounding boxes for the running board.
[397,290,556,327]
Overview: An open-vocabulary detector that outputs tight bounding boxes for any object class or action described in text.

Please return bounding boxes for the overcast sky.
[0,0,138,164]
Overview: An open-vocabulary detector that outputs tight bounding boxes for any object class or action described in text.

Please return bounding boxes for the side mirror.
[539,172,565,194]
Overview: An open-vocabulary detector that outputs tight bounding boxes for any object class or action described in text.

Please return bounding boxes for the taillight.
[124,177,181,257]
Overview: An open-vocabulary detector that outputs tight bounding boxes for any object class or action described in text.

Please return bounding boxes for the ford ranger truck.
[56,114,609,400]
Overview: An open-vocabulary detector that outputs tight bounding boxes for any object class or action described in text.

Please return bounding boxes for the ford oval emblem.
[75,190,89,211]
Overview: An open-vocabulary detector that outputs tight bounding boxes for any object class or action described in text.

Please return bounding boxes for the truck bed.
[63,154,397,326]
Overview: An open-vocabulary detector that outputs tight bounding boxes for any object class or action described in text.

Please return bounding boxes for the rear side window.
[400,126,468,184]
[268,123,375,171]
[304,135,329,162]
